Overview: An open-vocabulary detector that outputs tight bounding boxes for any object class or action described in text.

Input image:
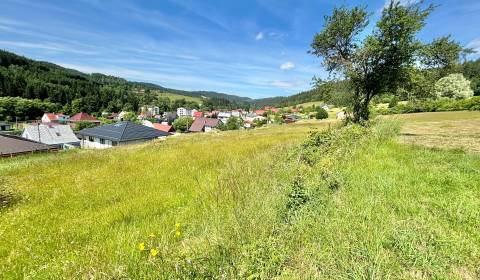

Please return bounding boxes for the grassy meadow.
[157,92,204,103]
[1,113,480,279]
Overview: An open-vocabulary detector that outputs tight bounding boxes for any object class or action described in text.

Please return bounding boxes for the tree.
[226,116,243,130]
[315,108,329,119]
[435,73,474,99]
[310,1,467,123]
[74,121,97,131]
[172,117,193,132]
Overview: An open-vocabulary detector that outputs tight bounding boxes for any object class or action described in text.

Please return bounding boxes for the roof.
[78,121,169,142]
[23,124,79,145]
[69,112,100,122]
[152,123,174,133]
[189,117,220,132]
[44,113,58,121]
[193,111,203,117]
[0,134,56,156]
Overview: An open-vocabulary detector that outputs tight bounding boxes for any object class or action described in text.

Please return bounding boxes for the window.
[112,141,118,146]
[100,138,105,144]
[55,132,61,136]
[89,136,94,142]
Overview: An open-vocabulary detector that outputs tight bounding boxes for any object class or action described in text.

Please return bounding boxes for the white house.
[177,107,192,117]
[22,124,79,149]
[141,105,160,116]
[41,113,70,123]
[77,121,170,149]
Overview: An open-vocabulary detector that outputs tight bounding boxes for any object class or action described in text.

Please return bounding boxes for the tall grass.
[1,119,479,279]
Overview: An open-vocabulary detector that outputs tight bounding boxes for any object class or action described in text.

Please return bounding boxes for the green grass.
[1,115,479,279]
[156,91,203,103]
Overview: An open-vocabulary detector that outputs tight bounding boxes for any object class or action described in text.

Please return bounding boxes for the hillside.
[1,112,479,278]
[0,50,250,116]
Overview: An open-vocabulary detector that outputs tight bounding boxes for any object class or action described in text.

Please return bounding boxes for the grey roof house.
[22,124,80,149]
[0,134,57,157]
[0,122,12,132]
[77,121,169,149]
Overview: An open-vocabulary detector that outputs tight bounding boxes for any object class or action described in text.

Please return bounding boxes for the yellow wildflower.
[175,223,181,229]
[138,242,145,251]
[150,248,159,257]
[175,230,181,237]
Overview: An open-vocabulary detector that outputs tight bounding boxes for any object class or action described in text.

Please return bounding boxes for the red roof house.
[188,117,220,133]
[193,111,204,118]
[255,109,266,116]
[152,123,175,134]
[69,112,101,123]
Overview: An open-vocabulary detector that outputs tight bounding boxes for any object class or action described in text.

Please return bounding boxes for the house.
[254,109,266,116]
[163,112,178,123]
[0,122,12,132]
[177,107,192,117]
[193,111,203,118]
[218,111,232,123]
[77,121,170,149]
[321,104,329,111]
[41,113,70,123]
[69,112,101,125]
[152,123,175,134]
[189,117,220,133]
[141,105,160,116]
[22,124,80,149]
[106,113,119,120]
[0,134,57,157]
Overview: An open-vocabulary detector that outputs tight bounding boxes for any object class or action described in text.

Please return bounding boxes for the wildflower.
[149,233,155,238]
[150,248,158,257]
[175,230,181,237]
[175,223,181,229]
[138,242,145,251]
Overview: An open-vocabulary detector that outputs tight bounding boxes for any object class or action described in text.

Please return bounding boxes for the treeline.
[261,59,480,108]
[0,50,251,121]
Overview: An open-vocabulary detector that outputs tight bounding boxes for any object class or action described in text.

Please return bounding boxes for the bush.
[314,108,328,119]
[172,117,193,132]
[74,121,97,131]
[435,73,474,99]
[379,96,480,115]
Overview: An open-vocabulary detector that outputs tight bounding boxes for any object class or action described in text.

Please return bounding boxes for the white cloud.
[383,0,420,8]
[467,38,480,56]
[255,32,264,41]
[269,80,303,89]
[280,61,295,70]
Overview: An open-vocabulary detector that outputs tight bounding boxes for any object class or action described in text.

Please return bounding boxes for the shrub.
[172,117,193,132]
[314,108,328,119]
[379,96,480,115]
[435,73,474,99]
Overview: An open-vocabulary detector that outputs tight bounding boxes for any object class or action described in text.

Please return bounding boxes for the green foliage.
[226,116,243,130]
[435,73,474,99]
[74,121,97,131]
[121,112,139,123]
[314,107,328,119]
[379,96,480,115]
[172,116,193,132]
[0,96,58,121]
[310,1,467,123]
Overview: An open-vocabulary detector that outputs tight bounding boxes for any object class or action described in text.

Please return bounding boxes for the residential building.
[163,112,178,123]
[177,107,192,117]
[189,117,220,133]
[141,105,160,116]
[22,124,80,149]
[41,113,70,123]
[0,134,57,157]
[254,109,266,116]
[193,111,203,118]
[69,112,101,125]
[77,121,170,149]
[152,123,175,134]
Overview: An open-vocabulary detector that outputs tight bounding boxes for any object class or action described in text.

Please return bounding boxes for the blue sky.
[1,0,479,99]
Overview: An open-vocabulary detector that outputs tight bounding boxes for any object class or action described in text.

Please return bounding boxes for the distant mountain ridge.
[0,50,321,109]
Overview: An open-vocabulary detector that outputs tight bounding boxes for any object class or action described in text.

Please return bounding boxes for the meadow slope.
[1,114,479,279]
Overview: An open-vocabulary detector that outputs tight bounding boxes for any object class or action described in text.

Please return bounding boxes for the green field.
[1,112,479,279]
[157,91,204,103]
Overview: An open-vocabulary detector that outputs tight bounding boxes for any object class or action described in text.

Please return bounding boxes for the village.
[0,104,335,156]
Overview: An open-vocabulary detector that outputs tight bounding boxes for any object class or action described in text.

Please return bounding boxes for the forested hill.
[0,50,252,115]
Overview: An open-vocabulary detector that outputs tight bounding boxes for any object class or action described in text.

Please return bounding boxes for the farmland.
[1,112,480,279]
